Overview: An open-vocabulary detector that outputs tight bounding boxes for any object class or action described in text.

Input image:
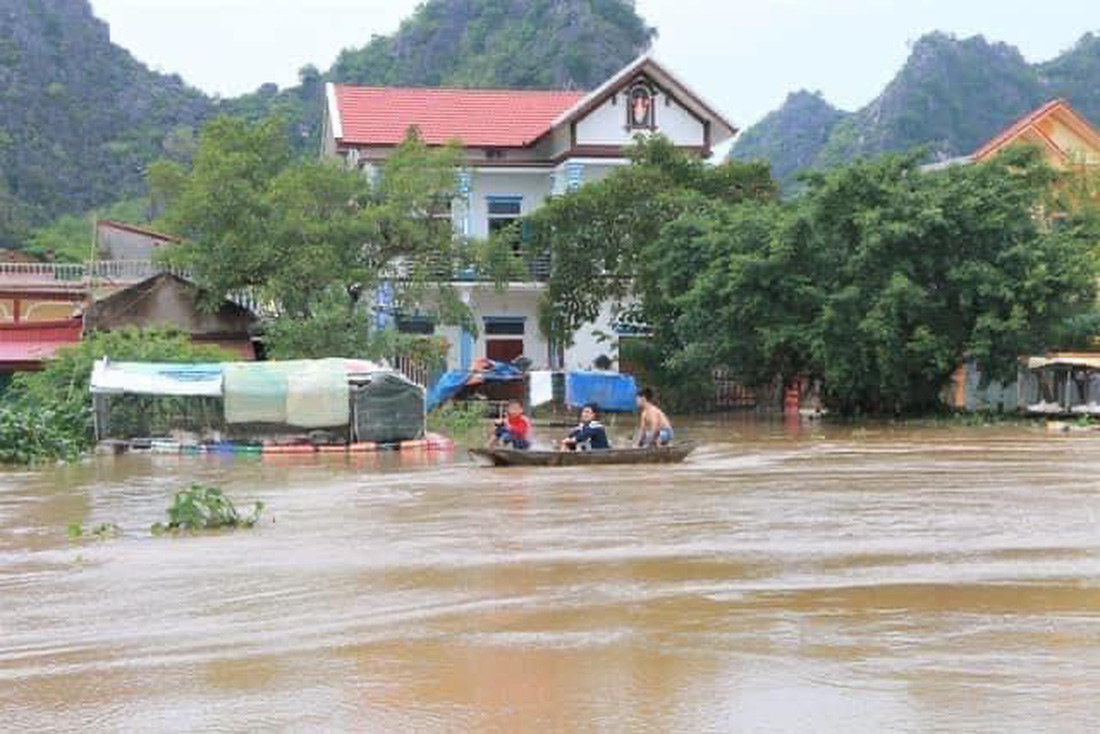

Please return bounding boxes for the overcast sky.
[90,0,1096,128]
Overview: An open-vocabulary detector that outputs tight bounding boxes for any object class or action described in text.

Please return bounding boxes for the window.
[484,317,526,336]
[396,315,436,335]
[627,84,656,130]
[487,196,522,237]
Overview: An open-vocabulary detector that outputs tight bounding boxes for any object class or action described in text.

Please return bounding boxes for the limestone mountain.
[0,0,654,249]
[732,31,1100,188]
[0,0,212,245]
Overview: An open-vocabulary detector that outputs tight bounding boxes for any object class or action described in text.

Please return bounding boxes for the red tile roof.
[333,86,586,147]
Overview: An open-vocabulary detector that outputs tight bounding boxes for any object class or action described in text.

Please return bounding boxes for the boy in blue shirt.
[562,403,611,451]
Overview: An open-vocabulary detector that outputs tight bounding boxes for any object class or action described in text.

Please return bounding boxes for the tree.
[524,135,776,348]
[664,148,1100,414]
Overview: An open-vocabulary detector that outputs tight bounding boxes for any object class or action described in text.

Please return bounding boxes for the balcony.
[0,261,187,291]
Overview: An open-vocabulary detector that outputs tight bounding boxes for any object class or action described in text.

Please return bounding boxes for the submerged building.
[320,55,738,374]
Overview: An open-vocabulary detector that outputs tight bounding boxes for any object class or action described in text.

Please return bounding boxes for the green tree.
[665,148,1099,414]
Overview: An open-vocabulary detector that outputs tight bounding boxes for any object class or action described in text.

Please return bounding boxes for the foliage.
[663,148,1099,414]
[330,0,654,91]
[0,402,89,465]
[0,329,233,463]
[67,522,120,540]
[151,485,263,534]
[427,400,487,437]
[0,0,651,238]
[525,135,776,346]
[157,120,480,328]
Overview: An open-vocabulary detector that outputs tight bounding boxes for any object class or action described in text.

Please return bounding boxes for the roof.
[551,55,739,143]
[96,220,180,243]
[0,322,82,366]
[85,273,256,335]
[972,99,1100,162]
[331,86,586,147]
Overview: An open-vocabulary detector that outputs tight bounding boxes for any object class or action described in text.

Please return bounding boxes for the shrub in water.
[152,485,264,534]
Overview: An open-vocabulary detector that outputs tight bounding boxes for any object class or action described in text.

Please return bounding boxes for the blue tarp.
[426,360,524,412]
[566,372,637,413]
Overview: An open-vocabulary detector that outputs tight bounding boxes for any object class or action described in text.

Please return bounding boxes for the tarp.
[425,360,525,412]
[286,360,351,428]
[355,373,425,443]
[223,360,352,427]
[90,360,224,397]
[223,362,291,424]
[565,372,637,413]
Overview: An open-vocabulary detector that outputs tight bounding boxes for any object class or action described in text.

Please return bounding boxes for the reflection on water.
[2,419,1099,732]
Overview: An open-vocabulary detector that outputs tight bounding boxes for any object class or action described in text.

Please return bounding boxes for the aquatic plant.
[67,522,121,540]
[151,485,264,534]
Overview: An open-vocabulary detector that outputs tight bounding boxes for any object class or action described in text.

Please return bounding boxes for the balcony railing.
[0,260,190,286]
[383,251,552,283]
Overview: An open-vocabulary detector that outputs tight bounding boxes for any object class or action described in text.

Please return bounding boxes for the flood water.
[2,419,1100,732]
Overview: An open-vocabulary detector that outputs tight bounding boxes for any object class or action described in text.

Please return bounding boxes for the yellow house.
[972,99,1100,168]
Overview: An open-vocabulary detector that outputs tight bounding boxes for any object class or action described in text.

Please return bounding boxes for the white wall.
[465,171,553,240]
[437,286,551,370]
[565,300,621,372]
[574,92,706,148]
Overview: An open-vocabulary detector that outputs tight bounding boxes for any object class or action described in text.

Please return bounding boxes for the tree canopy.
[528,140,1100,413]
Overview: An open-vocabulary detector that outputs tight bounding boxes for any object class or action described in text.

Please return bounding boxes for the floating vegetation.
[151,485,264,534]
[67,522,121,540]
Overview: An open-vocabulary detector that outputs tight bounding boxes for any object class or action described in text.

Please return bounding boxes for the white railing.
[0,260,191,284]
[391,355,437,388]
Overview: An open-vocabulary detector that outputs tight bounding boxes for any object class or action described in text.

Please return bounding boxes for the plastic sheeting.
[425,360,525,412]
[286,360,351,428]
[354,373,425,443]
[528,370,554,407]
[223,362,291,424]
[90,360,224,397]
[224,360,350,427]
[565,372,637,413]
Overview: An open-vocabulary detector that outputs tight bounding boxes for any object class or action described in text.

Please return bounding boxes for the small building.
[971,99,1100,169]
[95,220,179,261]
[84,273,258,359]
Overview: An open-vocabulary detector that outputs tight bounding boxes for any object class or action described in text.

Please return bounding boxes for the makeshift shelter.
[1022,354,1100,415]
[90,358,425,444]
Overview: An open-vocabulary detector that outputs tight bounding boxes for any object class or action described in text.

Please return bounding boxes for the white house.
[321,55,737,372]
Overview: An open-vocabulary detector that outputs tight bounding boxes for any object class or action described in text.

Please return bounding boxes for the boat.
[470,443,697,467]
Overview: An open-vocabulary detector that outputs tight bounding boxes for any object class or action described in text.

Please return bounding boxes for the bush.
[0,402,90,465]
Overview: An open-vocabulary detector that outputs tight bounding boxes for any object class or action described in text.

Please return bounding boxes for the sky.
[89,0,1097,129]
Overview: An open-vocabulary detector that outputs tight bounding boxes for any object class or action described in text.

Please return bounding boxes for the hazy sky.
[89,0,1096,128]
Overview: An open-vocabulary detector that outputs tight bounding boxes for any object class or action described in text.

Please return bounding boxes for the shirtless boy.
[634,388,674,448]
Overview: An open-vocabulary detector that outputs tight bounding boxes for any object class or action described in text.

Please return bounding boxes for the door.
[487,339,524,363]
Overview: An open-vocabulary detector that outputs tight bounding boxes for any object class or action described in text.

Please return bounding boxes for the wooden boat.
[470,442,696,467]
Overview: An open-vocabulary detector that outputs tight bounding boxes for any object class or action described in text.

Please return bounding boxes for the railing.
[0,260,191,285]
[383,251,552,283]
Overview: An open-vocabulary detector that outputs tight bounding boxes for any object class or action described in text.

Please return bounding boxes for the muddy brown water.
[2,419,1099,732]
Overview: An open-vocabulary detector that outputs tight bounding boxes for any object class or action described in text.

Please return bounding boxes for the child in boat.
[635,387,674,447]
[489,399,532,450]
[562,403,611,451]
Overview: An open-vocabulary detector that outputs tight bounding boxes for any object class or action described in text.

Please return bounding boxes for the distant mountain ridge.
[0,0,654,248]
[731,31,1100,188]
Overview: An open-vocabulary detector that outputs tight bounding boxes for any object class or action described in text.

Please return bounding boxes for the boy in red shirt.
[489,399,532,450]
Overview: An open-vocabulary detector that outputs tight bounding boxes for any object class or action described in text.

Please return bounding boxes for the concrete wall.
[574,92,706,148]
[436,286,550,370]
[465,171,553,240]
[96,225,174,261]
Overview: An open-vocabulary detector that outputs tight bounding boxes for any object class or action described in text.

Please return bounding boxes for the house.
[971,99,1100,169]
[945,100,1100,412]
[321,55,738,373]
[0,276,85,375]
[95,220,179,261]
[84,273,258,359]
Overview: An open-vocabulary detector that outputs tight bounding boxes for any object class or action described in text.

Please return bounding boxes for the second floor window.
[487,196,522,237]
